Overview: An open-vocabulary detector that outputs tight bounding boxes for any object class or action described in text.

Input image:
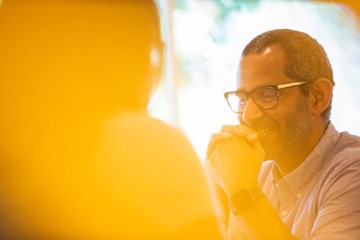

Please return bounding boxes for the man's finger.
[206,132,233,160]
[221,125,258,142]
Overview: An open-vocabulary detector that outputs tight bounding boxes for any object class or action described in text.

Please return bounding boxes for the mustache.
[239,116,278,131]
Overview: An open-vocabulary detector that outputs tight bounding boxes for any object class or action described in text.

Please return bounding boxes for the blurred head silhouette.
[0,0,163,114]
[0,0,166,237]
[0,1,223,239]
[0,0,165,166]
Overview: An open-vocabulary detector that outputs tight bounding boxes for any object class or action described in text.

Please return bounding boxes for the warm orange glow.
[0,0,222,238]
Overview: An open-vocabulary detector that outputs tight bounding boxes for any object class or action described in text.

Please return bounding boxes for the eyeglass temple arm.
[277,81,307,90]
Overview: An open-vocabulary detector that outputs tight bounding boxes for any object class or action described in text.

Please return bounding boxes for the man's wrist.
[228,185,265,216]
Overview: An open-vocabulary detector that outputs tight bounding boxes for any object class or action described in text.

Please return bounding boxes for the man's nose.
[238,98,263,124]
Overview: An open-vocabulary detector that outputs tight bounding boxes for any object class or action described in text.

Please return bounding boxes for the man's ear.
[309,78,333,116]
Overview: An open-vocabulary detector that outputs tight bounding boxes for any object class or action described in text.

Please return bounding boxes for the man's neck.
[275,121,330,176]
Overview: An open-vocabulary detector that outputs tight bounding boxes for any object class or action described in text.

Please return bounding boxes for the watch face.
[228,187,264,215]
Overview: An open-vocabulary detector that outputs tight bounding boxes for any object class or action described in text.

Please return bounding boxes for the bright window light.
[151,0,360,161]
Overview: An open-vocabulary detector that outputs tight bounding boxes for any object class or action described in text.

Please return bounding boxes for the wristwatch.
[228,186,265,216]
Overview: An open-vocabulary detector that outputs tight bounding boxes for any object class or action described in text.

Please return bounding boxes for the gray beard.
[277,100,312,160]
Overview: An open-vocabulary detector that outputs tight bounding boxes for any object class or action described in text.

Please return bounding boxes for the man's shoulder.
[322,131,360,178]
[340,131,360,145]
[336,131,360,157]
[105,112,189,143]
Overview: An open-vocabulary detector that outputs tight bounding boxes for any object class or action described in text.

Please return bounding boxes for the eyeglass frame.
[224,81,309,113]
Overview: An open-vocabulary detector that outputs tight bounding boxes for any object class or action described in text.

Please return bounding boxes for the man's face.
[237,45,313,161]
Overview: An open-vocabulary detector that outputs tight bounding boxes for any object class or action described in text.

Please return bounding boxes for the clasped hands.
[206,125,265,197]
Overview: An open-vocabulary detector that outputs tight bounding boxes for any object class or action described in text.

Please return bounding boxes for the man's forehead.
[236,45,287,90]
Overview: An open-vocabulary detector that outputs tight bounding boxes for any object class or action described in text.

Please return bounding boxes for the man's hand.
[206,125,265,196]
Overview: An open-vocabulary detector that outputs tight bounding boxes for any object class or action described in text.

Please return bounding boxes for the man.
[0,0,222,239]
[207,29,360,239]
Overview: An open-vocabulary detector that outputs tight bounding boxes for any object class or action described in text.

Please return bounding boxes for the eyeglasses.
[224,81,308,113]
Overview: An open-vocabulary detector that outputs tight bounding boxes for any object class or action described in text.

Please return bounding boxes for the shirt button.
[281,210,289,217]
[296,193,303,199]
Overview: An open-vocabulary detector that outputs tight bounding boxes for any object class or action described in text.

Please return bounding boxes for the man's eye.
[254,88,277,102]
[260,93,277,102]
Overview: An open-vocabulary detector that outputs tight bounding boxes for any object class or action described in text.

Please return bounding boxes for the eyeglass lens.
[228,86,279,112]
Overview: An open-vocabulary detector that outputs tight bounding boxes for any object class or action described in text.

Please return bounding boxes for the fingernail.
[247,132,258,141]
[223,132,233,139]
